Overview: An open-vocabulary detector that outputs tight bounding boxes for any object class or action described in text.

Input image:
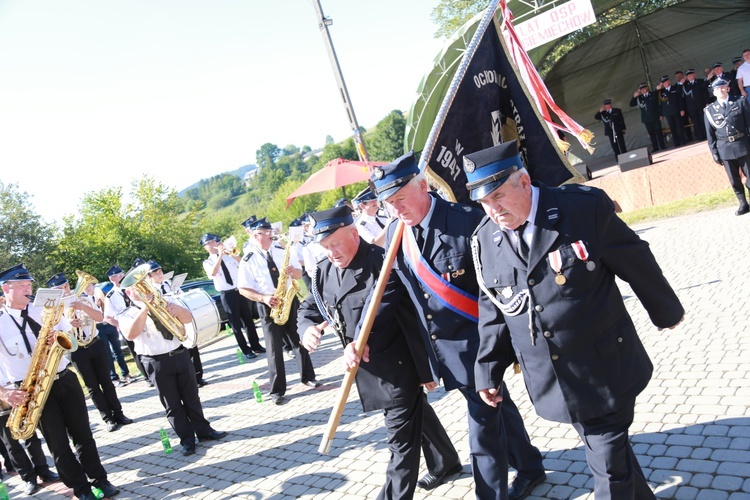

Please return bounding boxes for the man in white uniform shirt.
[237,218,318,405]
[352,187,388,245]
[201,233,265,360]
[103,265,145,384]
[147,260,207,387]
[46,273,132,432]
[0,264,119,500]
[118,281,226,456]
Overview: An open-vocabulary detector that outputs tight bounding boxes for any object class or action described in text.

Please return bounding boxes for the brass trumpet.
[222,235,240,256]
[67,270,98,347]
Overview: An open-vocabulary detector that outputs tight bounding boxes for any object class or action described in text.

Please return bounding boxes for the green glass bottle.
[236,348,245,365]
[252,380,263,402]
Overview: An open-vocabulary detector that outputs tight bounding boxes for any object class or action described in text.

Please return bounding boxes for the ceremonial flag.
[407,0,590,204]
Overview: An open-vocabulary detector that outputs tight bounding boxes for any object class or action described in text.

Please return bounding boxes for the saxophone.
[269,237,301,325]
[7,302,79,440]
[120,264,187,341]
[67,270,98,347]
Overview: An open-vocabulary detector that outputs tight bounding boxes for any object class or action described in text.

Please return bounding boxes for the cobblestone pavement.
[6,207,749,499]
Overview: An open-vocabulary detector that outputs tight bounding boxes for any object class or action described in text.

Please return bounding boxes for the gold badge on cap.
[373,167,384,180]
[464,157,476,173]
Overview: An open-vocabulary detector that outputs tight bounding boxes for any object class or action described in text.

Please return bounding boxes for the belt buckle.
[728,136,735,142]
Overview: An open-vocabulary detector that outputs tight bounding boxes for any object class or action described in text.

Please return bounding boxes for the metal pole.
[311,0,370,163]
[633,20,652,87]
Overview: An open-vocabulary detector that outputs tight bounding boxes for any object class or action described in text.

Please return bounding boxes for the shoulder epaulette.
[359,219,367,226]
[243,252,254,262]
[106,289,116,298]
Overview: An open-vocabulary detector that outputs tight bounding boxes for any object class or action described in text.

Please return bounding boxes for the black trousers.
[71,336,125,423]
[571,401,655,499]
[189,346,203,382]
[258,300,316,395]
[665,113,685,146]
[722,154,750,200]
[140,347,212,446]
[124,338,147,378]
[607,132,627,158]
[0,414,52,482]
[220,289,263,354]
[687,107,707,140]
[644,121,666,151]
[38,369,107,498]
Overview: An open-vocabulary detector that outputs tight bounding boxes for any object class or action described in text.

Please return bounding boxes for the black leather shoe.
[94,480,120,497]
[271,394,285,405]
[244,351,257,360]
[23,480,39,495]
[182,443,196,456]
[198,430,227,442]
[116,416,134,425]
[39,470,60,482]
[197,379,208,387]
[736,204,749,216]
[78,492,98,500]
[106,421,121,432]
[508,472,546,500]
[252,346,267,354]
[417,463,463,490]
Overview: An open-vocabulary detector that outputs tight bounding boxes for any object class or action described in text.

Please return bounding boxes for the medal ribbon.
[402,227,478,323]
[548,249,563,274]
[571,240,589,261]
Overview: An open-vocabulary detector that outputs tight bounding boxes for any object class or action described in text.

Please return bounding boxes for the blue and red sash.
[401,227,478,323]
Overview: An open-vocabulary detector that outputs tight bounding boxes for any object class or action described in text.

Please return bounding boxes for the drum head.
[175,289,221,348]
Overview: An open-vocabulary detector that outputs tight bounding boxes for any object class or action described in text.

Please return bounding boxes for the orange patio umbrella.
[285,158,387,208]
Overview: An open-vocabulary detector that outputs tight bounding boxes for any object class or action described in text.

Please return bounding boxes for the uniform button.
[426,314,433,320]
[534,305,544,312]
[528,278,535,286]
[448,265,454,270]
[398,361,403,365]
[617,337,623,343]
[494,278,498,284]
[551,354,559,360]
[431,334,437,340]
[424,293,430,299]
[543,331,552,338]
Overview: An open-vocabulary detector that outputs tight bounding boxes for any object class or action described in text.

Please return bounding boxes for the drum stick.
[318,220,404,454]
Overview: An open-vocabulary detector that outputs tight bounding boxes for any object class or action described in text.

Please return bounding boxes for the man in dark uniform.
[465,141,684,499]
[704,78,750,216]
[0,264,120,500]
[657,75,686,147]
[118,277,226,456]
[682,69,710,141]
[594,99,627,159]
[298,206,461,499]
[147,260,207,386]
[707,62,729,102]
[370,152,546,500]
[46,273,133,432]
[674,70,693,142]
[202,233,265,360]
[629,82,665,152]
[237,218,319,405]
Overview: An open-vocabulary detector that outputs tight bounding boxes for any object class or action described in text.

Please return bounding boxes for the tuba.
[67,270,98,347]
[269,236,301,326]
[7,302,78,440]
[121,264,187,342]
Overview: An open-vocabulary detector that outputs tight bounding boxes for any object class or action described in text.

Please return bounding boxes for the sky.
[0,0,445,224]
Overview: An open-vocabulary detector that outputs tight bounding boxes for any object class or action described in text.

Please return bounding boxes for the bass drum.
[173,289,221,349]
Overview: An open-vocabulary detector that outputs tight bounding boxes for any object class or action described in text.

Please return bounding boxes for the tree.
[0,182,56,281]
[367,110,407,161]
[431,0,484,38]
[255,143,281,170]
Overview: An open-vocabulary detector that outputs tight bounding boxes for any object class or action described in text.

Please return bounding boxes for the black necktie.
[514,222,529,262]
[219,257,234,286]
[375,217,385,229]
[413,226,425,253]
[18,308,38,354]
[265,251,279,288]
[120,290,132,308]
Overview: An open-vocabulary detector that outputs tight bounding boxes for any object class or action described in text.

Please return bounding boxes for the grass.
[619,189,735,226]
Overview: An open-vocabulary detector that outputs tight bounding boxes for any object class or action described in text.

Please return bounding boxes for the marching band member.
[299,205,461,500]
[237,218,319,405]
[103,265,148,385]
[201,233,265,360]
[369,152,546,498]
[352,187,388,246]
[0,264,119,500]
[118,278,226,456]
[46,273,133,432]
[147,260,207,387]
[465,141,683,498]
